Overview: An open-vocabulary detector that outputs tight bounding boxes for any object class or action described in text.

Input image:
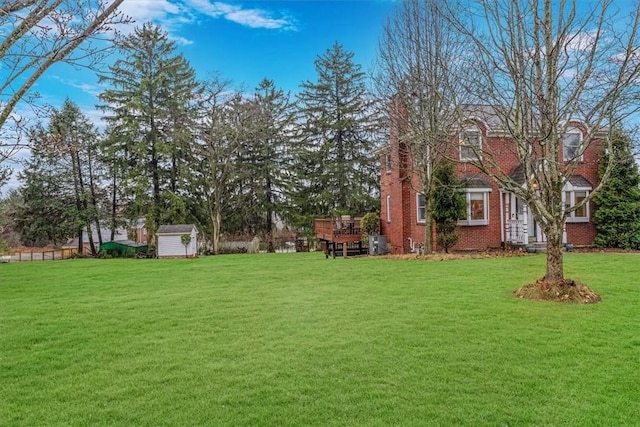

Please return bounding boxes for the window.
[565,190,589,222]
[458,190,490,226]
[417,194,426,223]
[385,151,392,174]
[563,128,583,161]
[564,176,591,223]
[386,195,391,222]
[460,126,482,161]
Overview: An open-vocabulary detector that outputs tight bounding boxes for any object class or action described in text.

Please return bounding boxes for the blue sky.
[36,0,395,123]
[0,0,394,192]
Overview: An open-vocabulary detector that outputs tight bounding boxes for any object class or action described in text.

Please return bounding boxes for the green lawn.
[1,253,639,426]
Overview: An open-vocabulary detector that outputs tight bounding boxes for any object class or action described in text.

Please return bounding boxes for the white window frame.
[564,187,590,223]
[563,128,583,162]
[417,193,426,223]
[385,151,392,174]
[386,195,391,223]
[460,126,482,162]
[458,188,491,226]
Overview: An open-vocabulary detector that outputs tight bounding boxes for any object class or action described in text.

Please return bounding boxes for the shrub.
[0,239,10,255]
[360,212,380,246]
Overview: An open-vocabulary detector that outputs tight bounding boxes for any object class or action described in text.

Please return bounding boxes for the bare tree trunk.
[71,150,84,255]
[544,223,564,282]
[87,147,103,247]
[211,208,221,255]
[110,162,117,242]
[424,197,433,254]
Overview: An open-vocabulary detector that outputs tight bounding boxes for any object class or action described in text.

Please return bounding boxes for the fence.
[1,248,79,262]
[219,237,261,254]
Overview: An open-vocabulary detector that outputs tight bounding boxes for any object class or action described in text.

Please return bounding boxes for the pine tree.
[294,43,382,232]
[241,79,296,251]
[594,129,640,249]
[98,22,198,241]
[432,160,465,253]
[16,134,77,247]
[52,101,104,254]
[16,101,105,252]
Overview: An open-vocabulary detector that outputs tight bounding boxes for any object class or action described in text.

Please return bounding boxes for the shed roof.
[157,224,198,234]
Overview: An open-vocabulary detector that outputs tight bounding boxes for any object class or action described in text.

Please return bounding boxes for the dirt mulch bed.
[380,249,529,261]
[514,278,601,304]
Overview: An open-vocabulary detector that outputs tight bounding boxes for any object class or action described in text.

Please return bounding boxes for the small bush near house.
[360,212,380,245]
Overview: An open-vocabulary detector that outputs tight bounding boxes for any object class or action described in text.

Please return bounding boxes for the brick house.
[379,106,602,254]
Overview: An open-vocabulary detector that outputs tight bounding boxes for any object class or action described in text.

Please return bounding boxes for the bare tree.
[449,0,640,283]
[194,78,244,255]
[0,0,128,177]
[375,0,467,253]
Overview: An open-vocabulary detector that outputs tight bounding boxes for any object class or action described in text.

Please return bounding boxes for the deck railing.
[314,218,362,240]
[506,219,527,245]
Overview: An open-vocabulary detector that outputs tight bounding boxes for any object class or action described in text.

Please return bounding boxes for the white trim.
[416,193,426,223]
[563,127,584,162]
[564,189,590,223]
[499,190,505,244]
[458,188,491,226]
[460,126,482,162]
[385,151,392,174]
[386,195,392,223]
[563,180,591,223]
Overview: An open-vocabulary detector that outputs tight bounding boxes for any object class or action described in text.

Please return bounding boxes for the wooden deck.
[314,218,365,258]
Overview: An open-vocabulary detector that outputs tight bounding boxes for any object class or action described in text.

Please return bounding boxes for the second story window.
[385,151,392,174]
[460,126,482,161]
[563,128,583,161]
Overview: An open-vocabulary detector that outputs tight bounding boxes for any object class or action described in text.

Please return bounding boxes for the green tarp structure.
[99,240,148,258]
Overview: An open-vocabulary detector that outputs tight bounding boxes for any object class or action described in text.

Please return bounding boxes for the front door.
[516,197,537,243]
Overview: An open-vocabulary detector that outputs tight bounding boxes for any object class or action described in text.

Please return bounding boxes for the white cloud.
[116,0,197,42]
[119,0,183,23]
[113,0,296,45]
[185,0,297,30]
[566,30,599,53]
[50,77,105,98]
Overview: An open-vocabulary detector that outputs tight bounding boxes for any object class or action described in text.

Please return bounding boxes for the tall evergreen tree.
[242,79,296,251]
[50,100,105,255]
[294,43,382,232]
[16,129,77,247]
[594,129,640,249]
[98,22,198,241]
[16,101,104,252]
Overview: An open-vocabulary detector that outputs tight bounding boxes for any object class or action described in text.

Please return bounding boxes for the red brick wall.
[379,114,602,252]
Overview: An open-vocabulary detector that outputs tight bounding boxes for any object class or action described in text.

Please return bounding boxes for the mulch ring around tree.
[514,278,602,304]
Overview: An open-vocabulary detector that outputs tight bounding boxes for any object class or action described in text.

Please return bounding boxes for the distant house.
[63,226,129,253]
[157,224,198,258]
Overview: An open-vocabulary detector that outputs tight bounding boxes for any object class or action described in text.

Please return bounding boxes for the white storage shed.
[156,224,198,258]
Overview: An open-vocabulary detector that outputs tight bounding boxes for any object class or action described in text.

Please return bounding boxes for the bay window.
[458,189,490,226]
[564,175,591,222]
